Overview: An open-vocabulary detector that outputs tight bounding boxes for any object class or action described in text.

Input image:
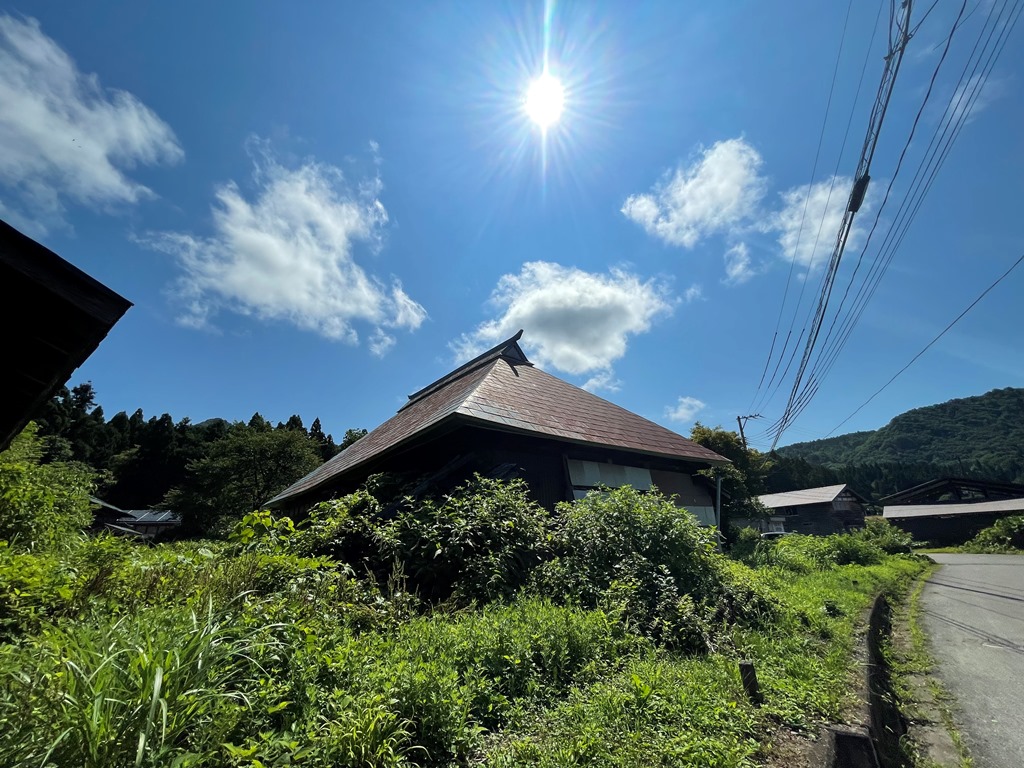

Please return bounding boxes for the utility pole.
[736,414,761,451]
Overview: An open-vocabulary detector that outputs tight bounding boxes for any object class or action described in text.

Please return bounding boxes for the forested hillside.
[779,388,1024,487]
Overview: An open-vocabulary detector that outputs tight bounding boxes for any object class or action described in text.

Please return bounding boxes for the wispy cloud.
[144,140,426,352]
[723,242,756,285]
[665,395,706,424]
[622,138,767,248]
[453,262,674,386]
[770,176,865,270]
[945,73,1004,126]
[683,283,704,302]
[0,14,182,231]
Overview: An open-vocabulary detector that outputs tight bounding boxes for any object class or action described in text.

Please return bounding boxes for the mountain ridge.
[778,387,1024,484]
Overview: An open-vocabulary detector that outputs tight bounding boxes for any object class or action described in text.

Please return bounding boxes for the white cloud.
[145,142,426,350]
[723,242,755,285]
[622,138,767,248]
[683,283,704,303]
[946,73,1003,126]
[0,15,182,229]
[581,370,623,393]
[665,396,706,423]
[771,176,864,270]
[453,261,673,380]
[368,329,396,358]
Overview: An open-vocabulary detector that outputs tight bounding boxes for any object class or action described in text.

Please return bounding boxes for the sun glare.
[524,73,565,129]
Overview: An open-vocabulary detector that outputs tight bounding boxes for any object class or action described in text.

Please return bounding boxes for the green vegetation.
[779,387,1024,493]
[31,382,364,533]
[957,515,1024,554]
[0,422,94,549]
[0,424,930,767]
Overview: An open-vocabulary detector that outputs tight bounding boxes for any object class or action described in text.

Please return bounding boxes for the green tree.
[689,423,770,533]
[341,428,368,449]
[310,417,342,461]
[0,423,94,549]
[165,423,322,534]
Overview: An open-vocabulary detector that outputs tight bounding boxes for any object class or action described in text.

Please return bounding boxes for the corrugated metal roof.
[268,333,729,507]
[883,497,1024,519]
[758,484,851,509]
[118,510,177,524]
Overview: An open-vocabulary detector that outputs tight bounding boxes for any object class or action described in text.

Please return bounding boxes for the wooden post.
[739,661,762,706]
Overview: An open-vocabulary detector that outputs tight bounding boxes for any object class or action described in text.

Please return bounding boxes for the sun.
[524,72,565,129]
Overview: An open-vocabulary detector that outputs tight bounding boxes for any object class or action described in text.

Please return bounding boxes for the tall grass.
[0,601,280,767]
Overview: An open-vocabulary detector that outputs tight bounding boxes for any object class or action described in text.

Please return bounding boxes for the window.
[565,458,717,526]
[566,459,651,499]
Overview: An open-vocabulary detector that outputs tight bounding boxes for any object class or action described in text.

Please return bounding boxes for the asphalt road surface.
[921,553,1024,768]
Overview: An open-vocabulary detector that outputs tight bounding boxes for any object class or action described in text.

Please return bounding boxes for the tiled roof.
[267,332,728,507]
[758,484,851,509]
[883,497,1024,519]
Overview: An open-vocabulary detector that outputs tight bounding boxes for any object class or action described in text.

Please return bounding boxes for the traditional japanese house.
[267,331,729,522]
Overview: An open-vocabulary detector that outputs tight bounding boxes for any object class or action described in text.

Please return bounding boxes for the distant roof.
[758,484,859,510]
[883,497,1024,520]
[120,510,177,524]
[268,331,729,507]
[879,477,1024,506]
[1,220,131,451]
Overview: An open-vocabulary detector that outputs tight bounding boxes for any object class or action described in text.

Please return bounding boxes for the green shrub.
[857,517,913,554]
[729,526,762,563]
[293,477,551,605]
[536,487,773,649]
[0,423,93,550]
[963,515,1024,553]
[752,532,884,572]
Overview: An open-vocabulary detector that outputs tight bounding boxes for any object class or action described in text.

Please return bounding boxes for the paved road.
[921,554,1024,768]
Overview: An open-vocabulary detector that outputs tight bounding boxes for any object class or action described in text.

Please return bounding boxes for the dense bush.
[751,532,885,572]
[963,515,1024,553]
[857,516,913,554]
[537,487,774,649]
[0,423,93,550]
[728,526,763,563]
[290,477,551,604]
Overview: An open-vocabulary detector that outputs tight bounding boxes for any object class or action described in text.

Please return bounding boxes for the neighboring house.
[751,484,868,535]
[90,496,180,541]
[0,220,132,451]
[881,478,1024,543]
[267,331,730,523]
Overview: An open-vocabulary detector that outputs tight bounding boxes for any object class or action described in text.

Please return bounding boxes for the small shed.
[882,497,1024,544]
[90,496,180,541]
[267,331,729,522]
[754,484,867,535]
[0,220,132,451]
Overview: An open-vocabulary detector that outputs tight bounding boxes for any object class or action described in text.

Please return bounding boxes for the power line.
[766,0,916,450]
[826,250,1024,437]
[748,0,861,409]
[760,0,1022,443]
[762,0,976,437]
[752,0,887,416]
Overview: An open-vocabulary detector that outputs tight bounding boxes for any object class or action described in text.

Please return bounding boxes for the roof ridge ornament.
[402,329,531,409]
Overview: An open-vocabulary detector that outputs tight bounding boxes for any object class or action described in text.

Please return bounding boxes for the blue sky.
[2,1,1021,450]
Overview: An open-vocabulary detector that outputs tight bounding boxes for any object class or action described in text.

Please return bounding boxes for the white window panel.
[688,506,717,526]
[567,459,652,490]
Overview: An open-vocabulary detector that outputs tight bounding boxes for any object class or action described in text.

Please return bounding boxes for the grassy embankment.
[1,481,926,767]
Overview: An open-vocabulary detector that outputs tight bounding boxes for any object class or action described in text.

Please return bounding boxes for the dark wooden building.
[881,478,1024,544]
[1,220,132,451]
[267,331,729,522]
[753,484,868,536]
